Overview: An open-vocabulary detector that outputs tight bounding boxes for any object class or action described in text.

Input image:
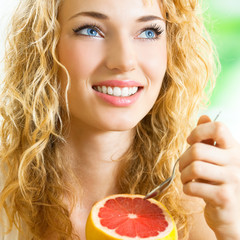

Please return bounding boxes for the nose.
[105,35,136,72]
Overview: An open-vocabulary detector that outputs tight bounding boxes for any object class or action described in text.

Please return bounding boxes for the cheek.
[57,38,104,81]
[137,41,167,85]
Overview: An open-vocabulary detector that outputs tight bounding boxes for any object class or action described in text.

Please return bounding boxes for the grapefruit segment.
[86,194,177,240]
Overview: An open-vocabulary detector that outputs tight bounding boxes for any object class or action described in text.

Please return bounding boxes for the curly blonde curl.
[0,0,76,239]
[0,0,218,239]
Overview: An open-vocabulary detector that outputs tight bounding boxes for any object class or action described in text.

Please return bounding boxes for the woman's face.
[57,0,167,131]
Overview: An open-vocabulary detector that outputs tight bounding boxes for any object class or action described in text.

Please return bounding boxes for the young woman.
[0,0,239,239]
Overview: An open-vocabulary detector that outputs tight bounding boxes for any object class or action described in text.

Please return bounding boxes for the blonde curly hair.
[0,0,218,239]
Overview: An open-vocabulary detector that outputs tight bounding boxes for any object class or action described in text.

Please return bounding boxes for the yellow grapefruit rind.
[86,194,178,240]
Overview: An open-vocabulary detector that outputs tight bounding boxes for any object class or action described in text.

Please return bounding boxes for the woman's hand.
[179,115,240,240]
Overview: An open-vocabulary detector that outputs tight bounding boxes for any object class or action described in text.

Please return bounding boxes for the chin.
[70,110,145,133]
[100,120,138,132]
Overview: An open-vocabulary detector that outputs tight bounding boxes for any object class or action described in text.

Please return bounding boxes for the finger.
[197,115,215,145]
[187,121,237,149]
[179,142,228,171]
[180,161,226,185]
[188,115,212,146]
[183,182,232,207]
[197,115,211,125]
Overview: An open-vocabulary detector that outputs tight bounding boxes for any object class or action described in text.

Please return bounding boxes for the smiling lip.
[92,80,143,107]
[93,80,144,87]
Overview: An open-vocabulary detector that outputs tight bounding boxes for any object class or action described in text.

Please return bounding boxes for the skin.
[57,0,167,132]
[57,0,240,239]
[57,0,167,239]
[179,116,240,240]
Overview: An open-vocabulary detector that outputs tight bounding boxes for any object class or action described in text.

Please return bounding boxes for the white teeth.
[107,86,113,95]
[113,87,121,97]
[94,86,139,97]
[102,86,107,94]
[122,87,129,97]
[132,87,138,94]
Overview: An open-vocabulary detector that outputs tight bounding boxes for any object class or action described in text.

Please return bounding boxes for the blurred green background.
[202,0,240,141]
[204,0,240,106]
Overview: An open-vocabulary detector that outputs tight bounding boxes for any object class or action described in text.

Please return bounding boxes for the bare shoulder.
[182,194,217,240]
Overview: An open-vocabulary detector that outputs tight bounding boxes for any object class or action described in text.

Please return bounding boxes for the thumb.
[196,115,214,145]
[197,115,212,126]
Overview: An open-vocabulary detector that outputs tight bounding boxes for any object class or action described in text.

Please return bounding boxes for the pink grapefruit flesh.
[86,194,177,240]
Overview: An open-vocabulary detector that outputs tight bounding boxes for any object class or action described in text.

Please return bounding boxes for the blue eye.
[138,25,164,40]
[73,25,102,38]
[80,28,100,37]
[139,30,156,39]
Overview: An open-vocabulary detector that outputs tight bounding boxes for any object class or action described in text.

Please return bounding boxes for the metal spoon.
[144,111,221,200]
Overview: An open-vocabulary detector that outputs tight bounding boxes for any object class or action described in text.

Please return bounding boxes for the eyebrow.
[137,15,165,22]
[68,11,164,22]
[68,11,109,21]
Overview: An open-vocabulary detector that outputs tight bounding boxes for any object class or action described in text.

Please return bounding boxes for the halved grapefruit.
[86,194,177,240]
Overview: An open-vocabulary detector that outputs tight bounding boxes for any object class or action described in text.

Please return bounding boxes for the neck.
[62,119,135,206]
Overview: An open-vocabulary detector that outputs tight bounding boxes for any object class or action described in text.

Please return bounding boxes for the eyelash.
[141,23,164,39]
[73,23,103,37]
[72,23,164,40]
